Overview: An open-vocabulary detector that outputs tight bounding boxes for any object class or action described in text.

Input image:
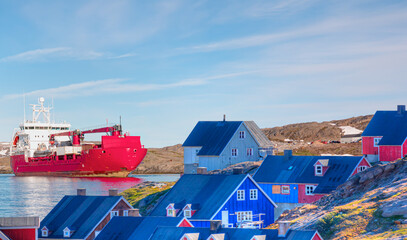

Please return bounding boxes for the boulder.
[381,200,407,218]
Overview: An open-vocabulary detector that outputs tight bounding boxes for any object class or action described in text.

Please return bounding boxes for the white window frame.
[167,209,175,217]
[123,210,129,216]
[358,166,367,173]
[374,137,381,147]
[63,228,71,238]
[305,185,316,195]
[236,211,253,222]
[231,148,238,157]
[184,209,191,218]
[315,165,323,175]
[247,148,253,156]
[42,228,49,237]
[110,211,119,218]
[237,190,245,201]
[239,131,245,139]
[249,189,258,200]
[281,185,290,194]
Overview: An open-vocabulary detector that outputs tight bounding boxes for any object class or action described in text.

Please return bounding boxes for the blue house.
[183,120,273,174]
[148,224,324,240]
[149,174,277,228]
[39,189,136,240]
[95,216,192,240]
[253,150,370,219]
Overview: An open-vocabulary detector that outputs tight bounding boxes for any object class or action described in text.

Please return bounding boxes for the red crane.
[49,125,122,146]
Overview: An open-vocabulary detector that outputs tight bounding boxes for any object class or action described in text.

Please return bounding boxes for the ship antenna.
[120,115,122,127]
[23,93,26,123]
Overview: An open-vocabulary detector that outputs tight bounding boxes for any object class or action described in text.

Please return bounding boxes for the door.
[221,211,229,226]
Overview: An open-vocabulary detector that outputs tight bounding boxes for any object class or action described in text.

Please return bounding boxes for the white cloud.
[0,47,105,62]
[1,71,252,100]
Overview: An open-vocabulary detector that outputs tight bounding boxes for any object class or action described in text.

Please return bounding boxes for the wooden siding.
[312,232,323,240]
[212,178,274,228]
[403,139,407,158]
[379,145,402,162]
[1,229,36,240]
[258,183,298,203]
[362,137,380,155]
[351,158,371,176]
[298,184,324,203]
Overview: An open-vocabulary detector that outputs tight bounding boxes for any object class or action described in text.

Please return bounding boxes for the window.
[184,210,191,218]
[167,209,174,217]
[63,227,71,238]
[231,148,238,157]
[281,186,290,194]
[374,138,381,147]
[247,148,253,156]
[250,189,258,200]
[237,190,245,200]
[272,185,281,194]
[236,211,253,222]
[306,185,316,195]
[239,131,245,139]
[110,211,119,218]
[123,210,129,216]
[315,165,323,175]
[41,227,48,237]
[358,166,367,173]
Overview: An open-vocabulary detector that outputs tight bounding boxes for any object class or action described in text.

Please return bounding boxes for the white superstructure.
[11,97,71,158]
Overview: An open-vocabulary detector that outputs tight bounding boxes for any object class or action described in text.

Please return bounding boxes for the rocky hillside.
[263,115,373,142]
[275,159,407,240]
[132,144,183,174]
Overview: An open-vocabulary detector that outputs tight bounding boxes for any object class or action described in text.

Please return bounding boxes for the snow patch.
[339,126,362,135]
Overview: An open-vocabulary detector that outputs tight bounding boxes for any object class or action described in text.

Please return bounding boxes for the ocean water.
[0,174,180,220]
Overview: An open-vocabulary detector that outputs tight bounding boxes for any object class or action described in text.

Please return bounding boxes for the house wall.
[184,147,201,174]
[351,158,371,176]
[402,139,407,158]
[258,183,298,203]
[298,184,324,203]
[212,178,275,228]
[362,137,380,155]
[86,199,132,240]
[312,232,323,240]
[379,145,402,162]
[1,229,36,240]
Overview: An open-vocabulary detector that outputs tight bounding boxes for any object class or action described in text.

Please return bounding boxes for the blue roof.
[149,227,317,240]
[182,121,243,156]
[362,110,407,145]
[253,155,363,194]
[39,195,123,239]
[149,174,247,219]
[95,217,182,240]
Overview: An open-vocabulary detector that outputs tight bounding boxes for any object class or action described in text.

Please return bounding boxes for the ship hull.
[10,135,147,177]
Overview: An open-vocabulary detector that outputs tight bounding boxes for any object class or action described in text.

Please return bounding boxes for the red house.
[362,105,407,162]
[0,217,39,240]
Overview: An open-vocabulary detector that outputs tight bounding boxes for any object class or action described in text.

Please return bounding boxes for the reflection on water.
[0,174,180,220]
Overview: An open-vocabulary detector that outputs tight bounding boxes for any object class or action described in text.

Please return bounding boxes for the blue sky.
[1,0,407,147]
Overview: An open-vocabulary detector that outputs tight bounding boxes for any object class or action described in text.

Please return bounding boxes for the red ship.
[10,98,147,177]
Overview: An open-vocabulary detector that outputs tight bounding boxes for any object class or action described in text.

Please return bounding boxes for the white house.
[182,120,273,174]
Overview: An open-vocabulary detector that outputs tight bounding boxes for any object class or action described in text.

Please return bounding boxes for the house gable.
[211,175,276,228]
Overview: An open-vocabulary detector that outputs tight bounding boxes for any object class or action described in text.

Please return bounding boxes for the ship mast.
[30,97,52,123]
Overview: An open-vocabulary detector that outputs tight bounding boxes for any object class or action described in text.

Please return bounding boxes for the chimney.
[128,209,140,217]
[109,188,119,196]
[223,114,226,122]
[397,105,406,115]
[233,167,244,175]
[77,188,86,196]
[210,220,222,231]
[197,167,208,174]
[284,150,292,161]
[278,221,290,237]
